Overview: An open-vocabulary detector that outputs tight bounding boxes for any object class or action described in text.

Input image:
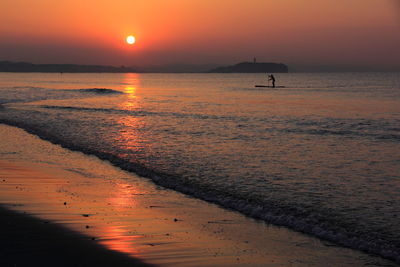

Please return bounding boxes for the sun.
[126,35,136,45]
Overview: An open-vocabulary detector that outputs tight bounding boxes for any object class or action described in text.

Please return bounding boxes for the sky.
[1,0,399,69]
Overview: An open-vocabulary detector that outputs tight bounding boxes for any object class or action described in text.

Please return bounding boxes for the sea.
[0,72,399,263]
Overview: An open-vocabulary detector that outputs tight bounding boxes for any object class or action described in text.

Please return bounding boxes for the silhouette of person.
[268,74,276,88]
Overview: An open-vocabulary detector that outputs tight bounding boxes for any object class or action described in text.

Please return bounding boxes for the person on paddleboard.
[268,74,276,88]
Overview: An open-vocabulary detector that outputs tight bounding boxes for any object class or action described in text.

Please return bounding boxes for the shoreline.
[0,123,396,266]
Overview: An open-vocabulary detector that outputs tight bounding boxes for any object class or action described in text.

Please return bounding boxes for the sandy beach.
[0,124,396,266]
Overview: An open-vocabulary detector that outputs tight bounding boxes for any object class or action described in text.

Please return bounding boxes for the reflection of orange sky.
[114,73,148,157]
[0,160,146,259]
[107,182,140,211]
[122,87,137,110]
[99,225,143,257]
[100,182,144,256]
[116,116,147,155]
[121,73,140,111]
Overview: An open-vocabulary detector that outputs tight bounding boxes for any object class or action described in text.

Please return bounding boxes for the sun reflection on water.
[125,86,137,98]
[116,116,147,154]
[120,73,140,111]
[112,73,149,159]
[122,86,137,110]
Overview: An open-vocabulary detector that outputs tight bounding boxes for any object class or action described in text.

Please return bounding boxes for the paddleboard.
[255,85,285,88]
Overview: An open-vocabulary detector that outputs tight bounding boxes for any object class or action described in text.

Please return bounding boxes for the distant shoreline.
[1,60,398,73]
[208,62,288,73]
[0,60,289,73]
[0,61,137,73]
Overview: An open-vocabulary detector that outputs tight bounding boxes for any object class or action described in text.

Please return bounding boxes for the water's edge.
[1,119,398,264]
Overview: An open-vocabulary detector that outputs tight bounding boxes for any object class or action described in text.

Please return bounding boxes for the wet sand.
[0,124,396,266]
[0,206,153,267]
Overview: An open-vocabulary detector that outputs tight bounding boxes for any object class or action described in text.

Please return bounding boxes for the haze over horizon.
[1,0,399,70]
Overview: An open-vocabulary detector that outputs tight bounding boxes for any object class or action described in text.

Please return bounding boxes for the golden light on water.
[115,74,146,154]
[122,87,137,110]
[124,86,136,99]
[121,73,140,110]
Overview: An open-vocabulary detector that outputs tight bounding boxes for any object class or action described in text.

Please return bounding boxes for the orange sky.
[1,0,399,68]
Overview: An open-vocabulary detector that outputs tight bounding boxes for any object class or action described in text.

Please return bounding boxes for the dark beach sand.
[0,206,153,267]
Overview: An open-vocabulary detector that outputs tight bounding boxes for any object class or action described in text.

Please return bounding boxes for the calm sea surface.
[0,72,399,262]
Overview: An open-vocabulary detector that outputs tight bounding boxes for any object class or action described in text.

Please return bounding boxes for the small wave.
[287,118,400,142]
[0,87,122,105]
[76,88,123,94]
[39,105,114,113]
[38,105,240,121]
[289,128,400,142]
[0,98,37,105]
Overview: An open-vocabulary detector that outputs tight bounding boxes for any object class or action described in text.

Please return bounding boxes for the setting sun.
[126,35,136,45]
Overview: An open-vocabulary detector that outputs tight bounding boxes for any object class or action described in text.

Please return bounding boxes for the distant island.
[0,61,136,73]
[209,62,288,73]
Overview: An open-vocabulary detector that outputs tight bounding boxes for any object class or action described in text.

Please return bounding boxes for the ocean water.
[0,72,399,263]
